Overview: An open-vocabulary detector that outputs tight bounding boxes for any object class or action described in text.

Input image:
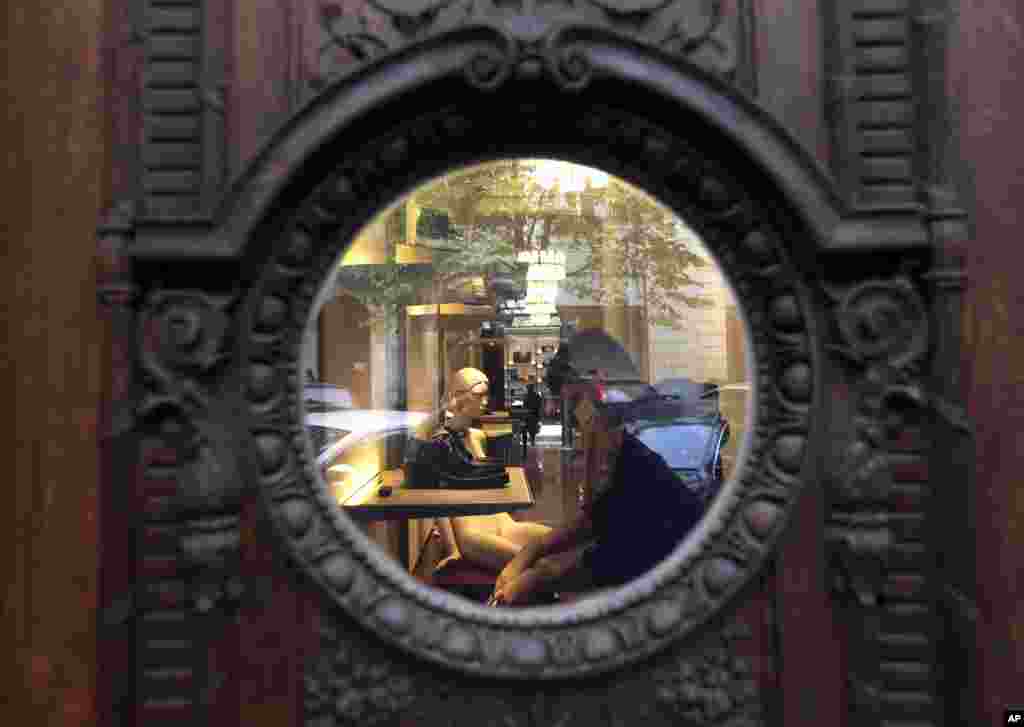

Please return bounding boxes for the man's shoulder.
[621,435,702,502]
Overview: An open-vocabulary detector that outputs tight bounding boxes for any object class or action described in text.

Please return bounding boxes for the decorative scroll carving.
[136,289,245,608]
[138,291,233,410]
[309,0,752,97]
[137,290,243,505]
[825,275,944,725]
[827,277,967,504]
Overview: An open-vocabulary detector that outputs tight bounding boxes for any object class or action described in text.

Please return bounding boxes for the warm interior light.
[327,464,358,502]
[325,438,389,503]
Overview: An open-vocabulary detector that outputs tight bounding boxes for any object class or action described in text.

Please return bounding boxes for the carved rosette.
[137,290,234,420]
[241,74,820,680]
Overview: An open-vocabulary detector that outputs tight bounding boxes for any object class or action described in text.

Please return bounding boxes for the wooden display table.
[340,466,534,521]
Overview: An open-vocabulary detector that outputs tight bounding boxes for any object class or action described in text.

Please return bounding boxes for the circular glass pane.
[301,159,751,609]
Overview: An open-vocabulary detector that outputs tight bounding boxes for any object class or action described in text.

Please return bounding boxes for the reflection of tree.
[414,160,582,252]
[332,162,714,331]
[333,226,526,321]
[562,179,714,330]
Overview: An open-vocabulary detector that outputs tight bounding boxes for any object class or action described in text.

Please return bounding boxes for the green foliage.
[414,160,585,250]
[562,179,714,329]
[333,162,714,330]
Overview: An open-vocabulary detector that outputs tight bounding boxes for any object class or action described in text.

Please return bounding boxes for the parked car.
[303,383,431,482]
[303,382,354,411]
[629,412,730,504]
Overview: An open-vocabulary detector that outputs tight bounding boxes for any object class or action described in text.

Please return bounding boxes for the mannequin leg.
[496,514,552,548]
[453,530,523,572]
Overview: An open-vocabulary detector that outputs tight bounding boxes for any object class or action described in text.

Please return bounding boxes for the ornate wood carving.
[110,0,970,724]
[818,1,971,722]
[309,0,756,98]
[822,272,968,726]
[306,606,761,726]
[236,96,818,681]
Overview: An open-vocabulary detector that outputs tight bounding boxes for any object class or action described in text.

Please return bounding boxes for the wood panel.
[752,2,845,725]
[950,1,1024,722]
[3,2,106,725]
[231,0,299,178]
[753,0,831,169]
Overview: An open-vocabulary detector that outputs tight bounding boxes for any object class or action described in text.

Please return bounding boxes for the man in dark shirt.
[523,383,543,446]
[491,388,707,604]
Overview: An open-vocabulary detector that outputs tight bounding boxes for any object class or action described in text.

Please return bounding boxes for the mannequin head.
[446,367,490,420]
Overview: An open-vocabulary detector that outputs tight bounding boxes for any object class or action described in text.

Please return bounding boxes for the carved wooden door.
[97,1,972,726]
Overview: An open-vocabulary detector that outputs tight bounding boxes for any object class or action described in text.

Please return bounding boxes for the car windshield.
[309,426,350,455]
[633,421,716,470]
[304,384,354,411]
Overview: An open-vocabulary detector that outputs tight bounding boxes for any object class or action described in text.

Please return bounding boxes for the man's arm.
[522,508,594,560]
[495,509,593,593]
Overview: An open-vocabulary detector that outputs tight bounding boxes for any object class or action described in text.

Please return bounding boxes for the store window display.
[436,367,552,574]
[302,158,750,606]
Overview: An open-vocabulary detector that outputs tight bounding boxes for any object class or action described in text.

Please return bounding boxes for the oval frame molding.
[232,20,829,679]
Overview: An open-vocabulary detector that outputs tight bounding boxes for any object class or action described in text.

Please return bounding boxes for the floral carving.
[136,289,245,621]
[654,623,760,726]
[307,615,446,726]
[493,693,573,727]
[137,290,234,418]
[824,275,947,724]
[827,278,967,505]
[137,290,245,510]
[310,0,749,96]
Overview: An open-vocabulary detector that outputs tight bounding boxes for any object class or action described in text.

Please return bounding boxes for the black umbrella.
[545,328,653,397]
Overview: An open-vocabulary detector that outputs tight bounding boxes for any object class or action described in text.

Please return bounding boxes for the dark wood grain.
[951,1,1024,723]
[753,1,845,724]
[3,2,106,725]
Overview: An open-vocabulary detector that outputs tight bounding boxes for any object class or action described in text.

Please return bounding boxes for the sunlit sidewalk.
[533,424,563,448]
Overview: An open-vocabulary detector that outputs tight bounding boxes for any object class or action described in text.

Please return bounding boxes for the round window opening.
[300,159,754,610]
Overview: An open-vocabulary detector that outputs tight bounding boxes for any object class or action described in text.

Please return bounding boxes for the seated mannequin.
[436,367,552,574]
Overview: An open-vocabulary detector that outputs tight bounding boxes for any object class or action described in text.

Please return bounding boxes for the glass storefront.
[302,159,750,606]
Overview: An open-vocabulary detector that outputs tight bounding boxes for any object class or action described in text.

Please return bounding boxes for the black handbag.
[403,430,509,489]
